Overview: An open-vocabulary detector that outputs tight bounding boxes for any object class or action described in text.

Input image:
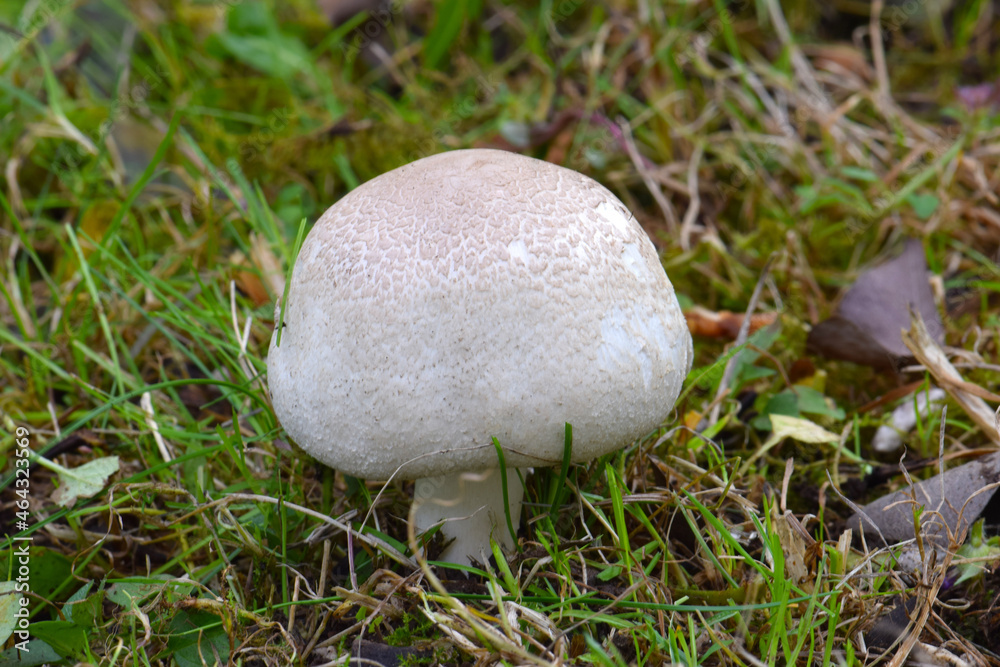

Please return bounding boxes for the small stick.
[708,253,778,427]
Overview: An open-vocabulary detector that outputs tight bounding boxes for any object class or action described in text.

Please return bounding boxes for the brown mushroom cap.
[267,149,692,480]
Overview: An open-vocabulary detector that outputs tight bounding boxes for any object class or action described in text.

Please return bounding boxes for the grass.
[1,0,999,664]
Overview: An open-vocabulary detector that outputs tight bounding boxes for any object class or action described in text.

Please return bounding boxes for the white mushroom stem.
[412,467,525,565]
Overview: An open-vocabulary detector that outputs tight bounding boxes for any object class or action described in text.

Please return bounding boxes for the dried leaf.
[865,597,917,652]
[684,306,778,340]
[232,266,270,308]
[767,414,840,445]
[772,506,810,586]
[807,239,943,369]
[848,453,1000,545]
[0,581,19,646]
[251,232,285,300]
[318,0,384,25]
[51,456,120,507]
[803,44,874,81]
[229,233,284,308]
[806,316,899,369]
[350,638,433,667]
[741,415,840,474]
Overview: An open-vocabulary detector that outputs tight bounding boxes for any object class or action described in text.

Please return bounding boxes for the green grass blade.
[491,437,518,549]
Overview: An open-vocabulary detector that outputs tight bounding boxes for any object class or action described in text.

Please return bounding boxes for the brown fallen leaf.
[807,239,944,370]
[861,594,957,667]
[857,380,928,414]
[319,0,385,25]
[232,267,269,307]
[847,452,1000,546]
[349,638,434,667]
[803,44,874,82]
[806,317,899,369]
[787,358,816,384]
[251,232,285,299]
[684,306,777,340]
[230,233,285,308]
[865,597,917,653]
[772,504,811,588]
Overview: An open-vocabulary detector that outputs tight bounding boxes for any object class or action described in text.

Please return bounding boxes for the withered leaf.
[807,239,944,369]
[51,456,120,507]
[684,306,778,340]
[865,597,917,652]
[349,639,434,667]
[318,0,384,25]
[848,452,1000,546]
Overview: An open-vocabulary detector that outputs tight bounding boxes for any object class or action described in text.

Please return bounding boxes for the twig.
[177,493,415,569]
[708,253,778,427]
[870,0,891,103]
[680,143,704,251]
[618,119,678,233]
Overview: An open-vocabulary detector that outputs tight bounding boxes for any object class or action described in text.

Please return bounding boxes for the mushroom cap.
[267,149,693,480]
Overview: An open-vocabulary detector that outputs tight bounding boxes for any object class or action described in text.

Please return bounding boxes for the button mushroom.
[267,149,693,565]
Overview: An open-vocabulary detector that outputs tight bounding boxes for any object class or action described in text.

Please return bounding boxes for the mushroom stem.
[412,467,525,565]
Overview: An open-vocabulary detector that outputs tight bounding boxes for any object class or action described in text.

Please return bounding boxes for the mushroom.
[267,149,693,565]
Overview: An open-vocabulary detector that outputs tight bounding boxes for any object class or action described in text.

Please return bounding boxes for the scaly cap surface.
[267,149,693,479]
